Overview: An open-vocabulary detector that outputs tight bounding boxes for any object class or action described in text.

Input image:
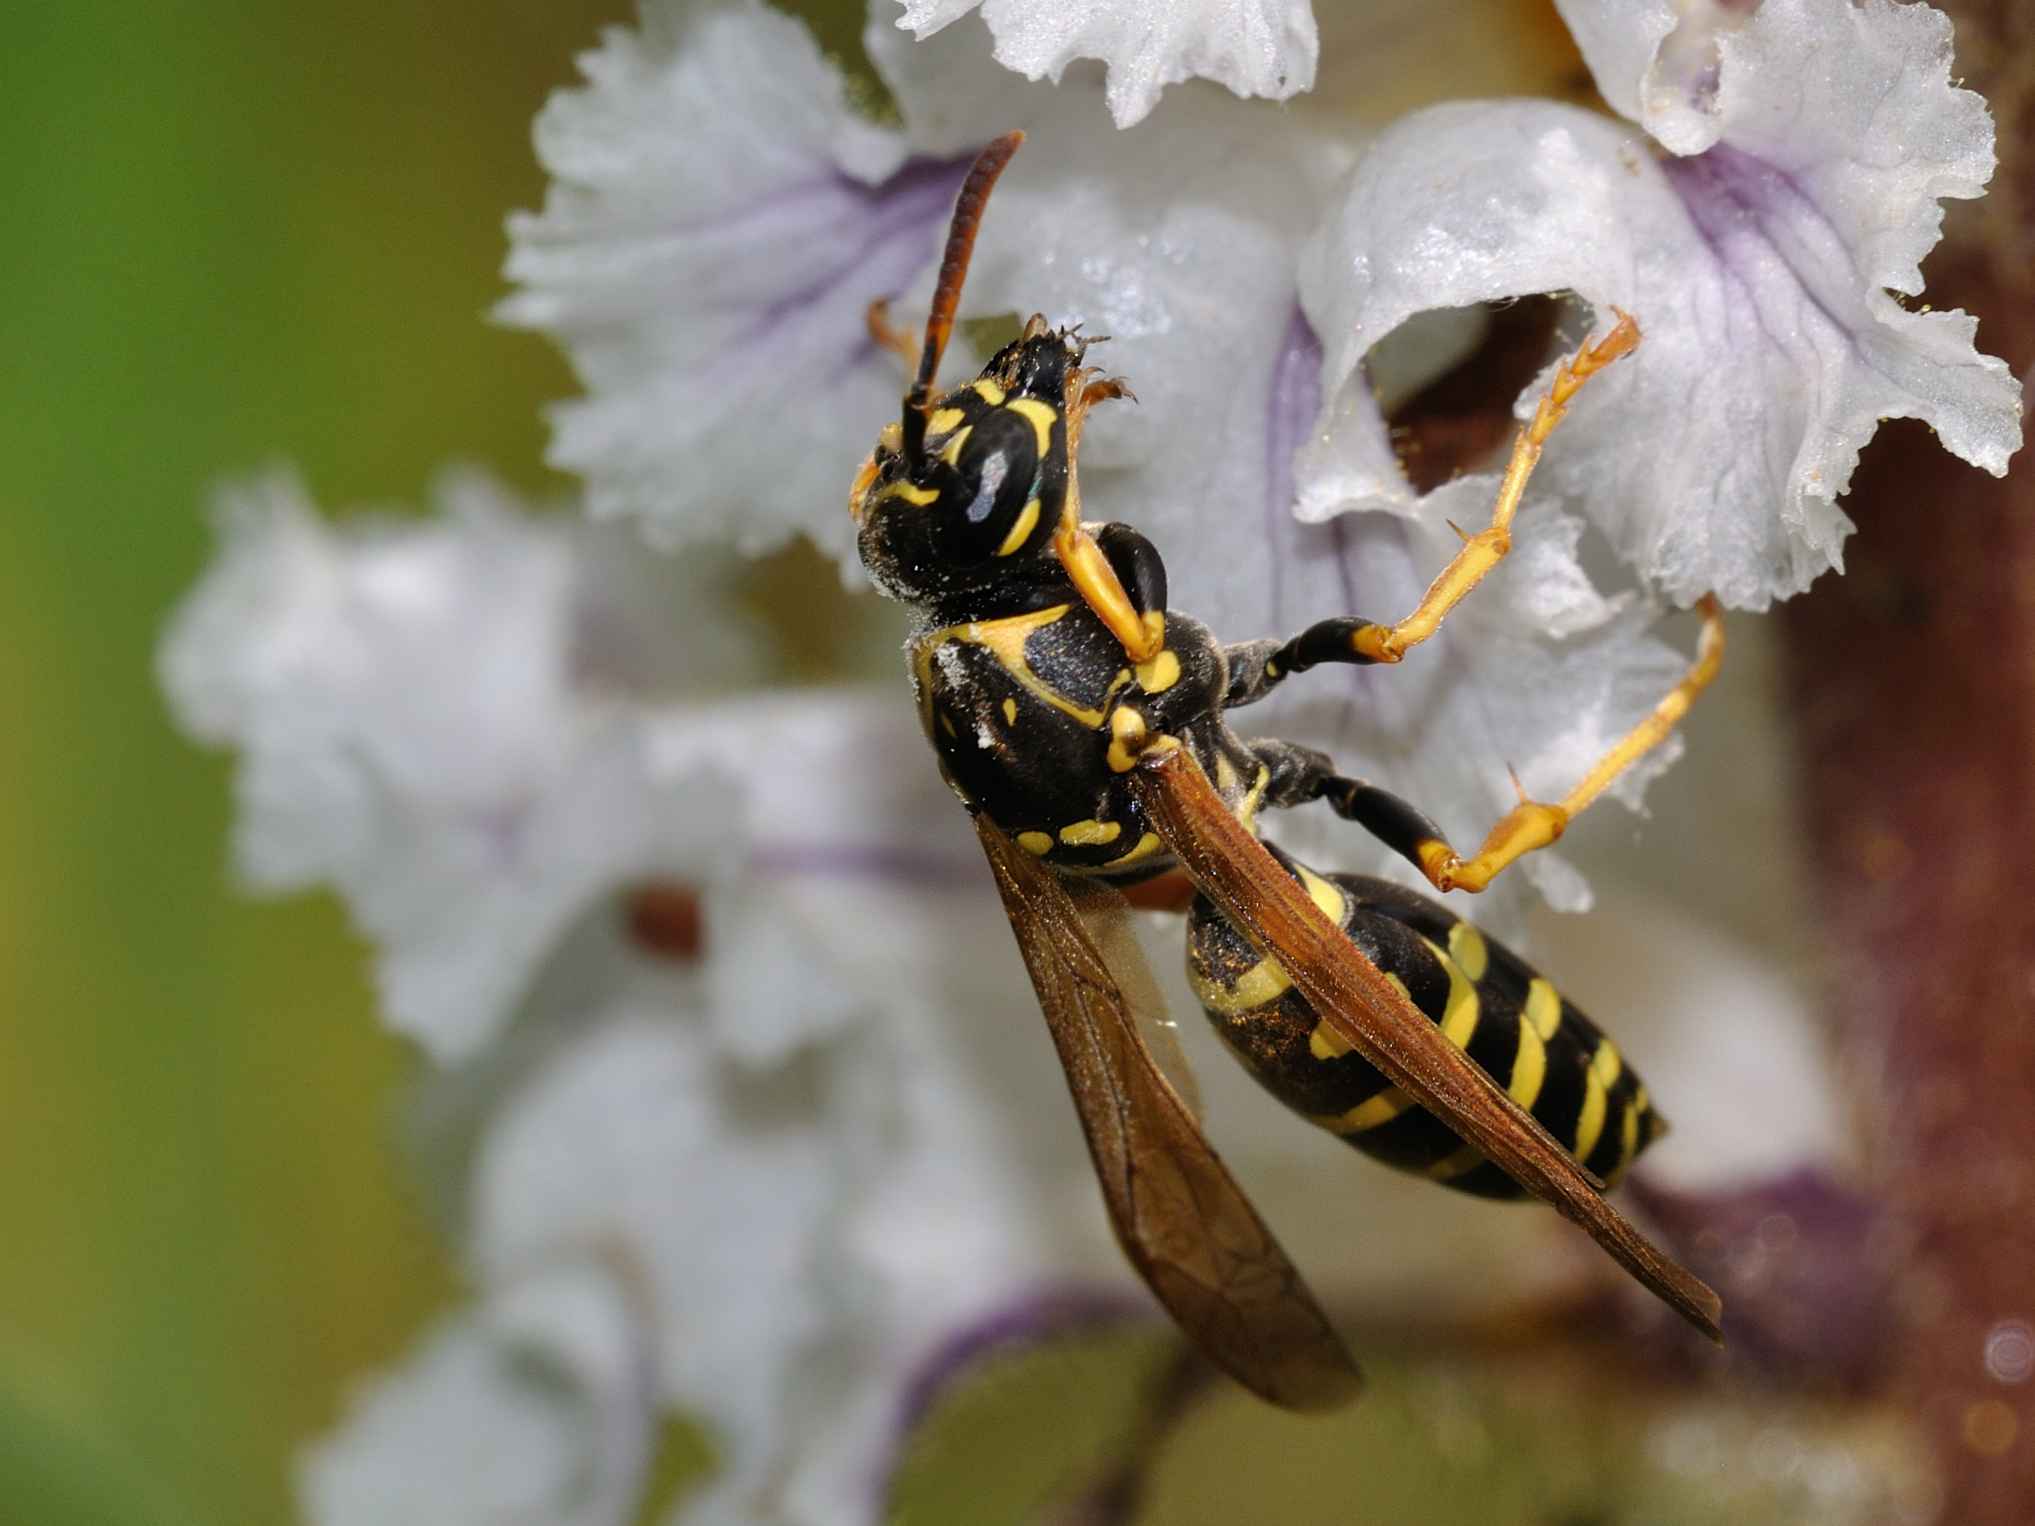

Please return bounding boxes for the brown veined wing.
[973,813,1363,1412]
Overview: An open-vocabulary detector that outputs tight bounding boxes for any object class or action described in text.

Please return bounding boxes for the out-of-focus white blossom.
[1299,0,2021,607]
[889,0,1318,128]
[298,1263,654,1526]
[158,469,767,1062]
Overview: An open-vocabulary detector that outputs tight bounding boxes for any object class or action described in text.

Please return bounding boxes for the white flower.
[888,0,1318,129]
[1298,0,2021,607]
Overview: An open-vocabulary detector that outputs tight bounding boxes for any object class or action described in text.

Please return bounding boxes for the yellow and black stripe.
[1186,859,1664,1199]
[911,597,1244,878]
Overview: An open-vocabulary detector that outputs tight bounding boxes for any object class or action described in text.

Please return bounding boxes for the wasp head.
[849,133,1135,631]
[852,316,1092,604]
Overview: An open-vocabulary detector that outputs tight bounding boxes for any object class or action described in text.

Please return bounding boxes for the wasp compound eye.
[942,406,1052,562]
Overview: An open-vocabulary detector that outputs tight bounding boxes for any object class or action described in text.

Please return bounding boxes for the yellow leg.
[1352,312,1640,665]
[1056,360,1158,661]
[1422,596,1725,893]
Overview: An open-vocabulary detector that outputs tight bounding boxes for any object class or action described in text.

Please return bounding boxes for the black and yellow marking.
[1186,864,1664,1199]
[910,600,1228,878]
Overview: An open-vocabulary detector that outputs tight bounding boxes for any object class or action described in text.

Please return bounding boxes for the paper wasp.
[850,132,1725,1409]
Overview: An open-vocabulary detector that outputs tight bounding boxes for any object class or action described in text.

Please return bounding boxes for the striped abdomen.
[1185,859,1663,1199]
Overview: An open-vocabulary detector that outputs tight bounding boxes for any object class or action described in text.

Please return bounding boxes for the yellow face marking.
[1189,954,1292,1017]
[1134,647,1181,694]
[849,452,880,521]
[1115,831,1165,865]
[1016,830,1055,856]
[1447,921,1489,982]
[1573,1039,1622,1161]
[1005,396,1057,457]
[1524,978,1563,1042]
[1001,697,1018,725]
[928,406,967,435]
[971,378,1007,406]
[1213,752,1238,792]
[937,424,973,466]
[878,422,903,453]
[994,496,1041,556]
[937,711,956,738]
[1308,1021,1354,1063]
[880,479,941,507]
[1425,1143,1485,1182]
[1058,818,1123,847]
[1105,705,1148,773]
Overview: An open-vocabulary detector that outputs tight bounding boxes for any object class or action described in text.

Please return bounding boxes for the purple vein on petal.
[1260,303,1323,633]
[735,153,978,383]
[1659,144,1858,355]
[1259,303,1370,747]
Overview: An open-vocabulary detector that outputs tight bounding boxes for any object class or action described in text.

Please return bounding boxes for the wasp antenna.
[903,130,1025,463]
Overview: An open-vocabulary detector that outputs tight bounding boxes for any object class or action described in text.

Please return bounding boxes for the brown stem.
[1780,8,2035,1511]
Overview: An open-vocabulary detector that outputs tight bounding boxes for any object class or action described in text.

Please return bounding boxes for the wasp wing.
[974,813,1363,1411]
[1059,871,1203,1121]
[1127,744,1724,1342]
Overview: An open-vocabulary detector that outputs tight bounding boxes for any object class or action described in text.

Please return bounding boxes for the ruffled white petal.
[499,0,940,559]
[1298,19,2021,610]
[298,1264,652,1526]
[890,0,1318,129]
[1554,0,1707,153]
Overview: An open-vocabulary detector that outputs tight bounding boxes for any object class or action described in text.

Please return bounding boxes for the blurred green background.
[1,5,639,1520]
